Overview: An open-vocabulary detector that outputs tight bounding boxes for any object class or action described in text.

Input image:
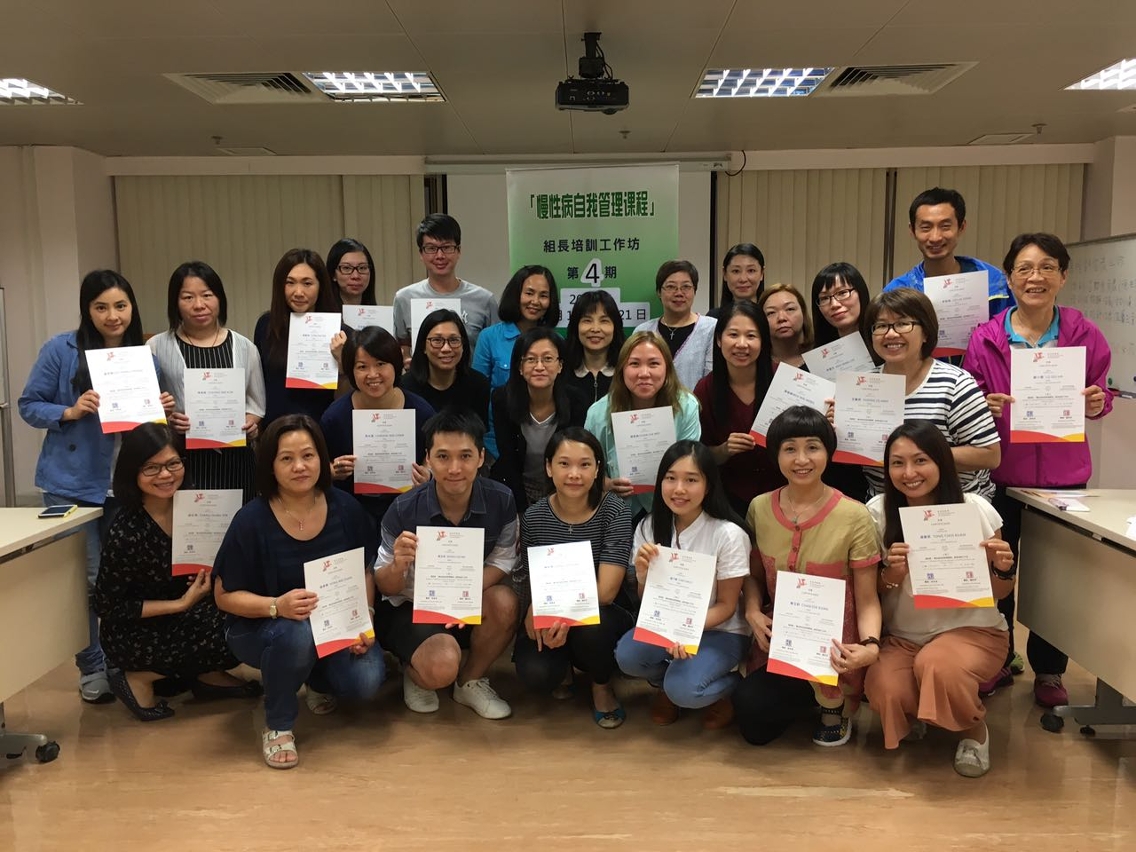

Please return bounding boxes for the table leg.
[1052,680,1136,730]
[0,701,60,763]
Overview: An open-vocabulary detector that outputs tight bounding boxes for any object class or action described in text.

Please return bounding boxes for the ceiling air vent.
[812,62,976,97]
[164,72,325,104]
[968,133,1034,145]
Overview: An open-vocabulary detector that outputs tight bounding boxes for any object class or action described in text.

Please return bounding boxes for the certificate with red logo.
[86,345,167,434]
[285,312,341,390]
[303,547,374,658]
[1009,346,1086,443]
[801,333,875,381]
[352,408,416,495]
[184,368,245,449]
[750,365,835,446]
[633,545,715,655]
[412,526,484,625]
[768,573,845,686]
[924,271,988,357]
[611,406,676,493]
[342,304,394,333]
[527,540,600,628]
[832,372,905,465]
[171,489,242,575]
[900,503,994,609]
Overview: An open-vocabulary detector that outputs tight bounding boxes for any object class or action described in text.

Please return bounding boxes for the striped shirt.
[862,360,999,499]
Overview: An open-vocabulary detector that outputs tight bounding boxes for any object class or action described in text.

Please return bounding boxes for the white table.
[0,506,102,763]
[1008,488,1136,731]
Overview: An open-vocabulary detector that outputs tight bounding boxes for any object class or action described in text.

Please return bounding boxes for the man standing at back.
[885,187,1013,319]
[393,213,499,361]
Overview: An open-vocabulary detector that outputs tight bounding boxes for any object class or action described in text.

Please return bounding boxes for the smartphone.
[39,504,78,519]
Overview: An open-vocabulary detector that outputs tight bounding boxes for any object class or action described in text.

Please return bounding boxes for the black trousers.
[513,604,635,692]
[732,666,818,746]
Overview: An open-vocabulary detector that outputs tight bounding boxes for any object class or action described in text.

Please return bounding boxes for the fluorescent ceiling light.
[0,77,79,105]
[302,72,444,102]
[1066,58,1136,91]
[696,68,834,98]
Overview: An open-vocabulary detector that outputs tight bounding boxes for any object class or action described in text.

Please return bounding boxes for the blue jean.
[615,628,750,709]
[44,491,119,677]
[226,617,385,730]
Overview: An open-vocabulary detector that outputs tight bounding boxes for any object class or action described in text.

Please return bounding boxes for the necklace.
[275,494,319,531]
[182,325,222,348]
[782,487,829,524]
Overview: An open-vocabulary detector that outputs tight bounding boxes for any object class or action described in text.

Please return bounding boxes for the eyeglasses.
[816,287,855,307]
[660,283,695,294]
[420,244,459,256]
[425,335,463,350]
[140,458,185,477]
[1011,262,1062,278]
[336,263,370,276]
[522,355,561,368]
[870,319,920,336]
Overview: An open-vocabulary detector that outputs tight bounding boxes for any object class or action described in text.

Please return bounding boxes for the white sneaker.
[953,727,991,778]
[452,677,512,720]
[403,676,440,713]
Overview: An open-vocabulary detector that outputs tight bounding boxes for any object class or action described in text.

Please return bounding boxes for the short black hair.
[563,289,624,372]
[863,289,939,361]
[908,187,966,227]
[343,326,404,391]
[422,407,485,453]
[655,259,699,291]
[416,213,461,250]
[497,265,560,326]
[1002,232,1070,275]
[765,405,837,465]
[113,423,182,510]
[167,261,228,330]
[326,238,377,306]
[407,308,473,385]
[545,426,606,509]
[255,415,332,499]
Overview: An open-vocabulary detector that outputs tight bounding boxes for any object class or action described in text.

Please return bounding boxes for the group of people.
[17,188,1112,777]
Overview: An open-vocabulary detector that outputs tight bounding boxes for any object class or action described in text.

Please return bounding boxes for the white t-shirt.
[633,511,752,636]
[866,493,1008,645]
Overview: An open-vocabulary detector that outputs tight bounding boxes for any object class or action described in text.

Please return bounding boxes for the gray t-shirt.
[393,278,499,350]
[520,413,558,505]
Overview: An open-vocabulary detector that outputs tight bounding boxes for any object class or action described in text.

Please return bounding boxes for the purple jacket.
[962,306,1113,487]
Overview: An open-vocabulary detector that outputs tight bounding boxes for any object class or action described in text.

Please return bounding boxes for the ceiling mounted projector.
[556,32,629,115]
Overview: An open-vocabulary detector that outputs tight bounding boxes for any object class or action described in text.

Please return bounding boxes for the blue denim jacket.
[18,332,163,504]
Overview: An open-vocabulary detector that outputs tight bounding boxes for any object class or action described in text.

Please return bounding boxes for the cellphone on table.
[38,504,79,519]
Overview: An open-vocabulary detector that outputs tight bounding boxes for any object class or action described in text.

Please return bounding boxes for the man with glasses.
[633,259,716,390]
[393,214,499,361]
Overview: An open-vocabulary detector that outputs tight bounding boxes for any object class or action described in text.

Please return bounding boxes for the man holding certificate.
[374,410,520,720]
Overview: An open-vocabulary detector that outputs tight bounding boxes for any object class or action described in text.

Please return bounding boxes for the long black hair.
[810,261,871,347]
[881,420,966,549]
[167,261,228,330]
[503,327,572,424]
[719,243,765,307]
[74,270,145,393]
[407,308,473,385]
[497,265,560,326]
[262,248,337,370]
[326,237,377,306]
[113,423,183,510]
[710,300,775,418]
[648,440,749,546]
[564,289,624,373]
[544,426,606,509]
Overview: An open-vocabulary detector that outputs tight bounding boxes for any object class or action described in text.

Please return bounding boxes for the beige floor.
[2,629,1134,852]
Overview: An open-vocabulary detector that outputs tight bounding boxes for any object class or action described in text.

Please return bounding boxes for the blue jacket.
[884,255,1014,319]
[18,332,163,504]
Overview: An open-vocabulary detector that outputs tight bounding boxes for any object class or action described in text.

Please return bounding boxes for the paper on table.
[285,312,341,390]
[184,368,245,450]
[1009,346,1087,443]
[633,545,716,655]
[899,503,994,609]
[342,304,395,333]
[171,489,243,576]
[352,408,416,495]
[527,540,600,628]
[412,526,484,625]
[832,372,906,466]
[767,573,845,686]
[923,271,989,357]
[86,345,167,434]
[303,547,374,658]
[410,298,462,353]
[750,366,835,446]
[801,334,875,382]
[611,406,677,493]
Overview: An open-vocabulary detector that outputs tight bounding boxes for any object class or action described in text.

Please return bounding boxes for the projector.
[555,78,629,114]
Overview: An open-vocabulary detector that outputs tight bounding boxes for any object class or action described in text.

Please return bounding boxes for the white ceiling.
[2,0,1136,157]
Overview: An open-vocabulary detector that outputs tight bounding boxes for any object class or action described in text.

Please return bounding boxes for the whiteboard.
[1065,235,1136,396]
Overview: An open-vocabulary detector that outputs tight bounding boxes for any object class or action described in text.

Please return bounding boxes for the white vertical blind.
[342,175,426,305]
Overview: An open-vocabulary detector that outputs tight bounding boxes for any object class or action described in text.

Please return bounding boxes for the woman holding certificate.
[583,330,702,516]
[614,441,751,729]
[491,328,589,511]
[563,290,625,404]
[513,428,634,727]
[253,248,341,429]
[692,301,784,518]
[95,424,261,721]
[963,232,1112,706]
[399,309,491,433]
[760,284,813,370]
[733,407,882,747]
[864,421,1014,777]
[148,262,265,502]
[321,326,434,524]
[19,269,174,705]
[327,238,378,307]
[213,415,384,769]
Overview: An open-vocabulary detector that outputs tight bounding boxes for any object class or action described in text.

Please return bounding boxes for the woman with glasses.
[811,262,871,346]
[709,243,766,317]
[326,238,378,307]
[760,284,814,370]
[95,424,260,722]
[399,309,491,433]
[633,260,716,390]
[491,328,589,512]
[563,290,625,404]
[963,233,1112,706]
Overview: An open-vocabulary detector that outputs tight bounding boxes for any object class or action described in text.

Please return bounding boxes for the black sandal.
[191,678,264,701]
[108,670,175,722]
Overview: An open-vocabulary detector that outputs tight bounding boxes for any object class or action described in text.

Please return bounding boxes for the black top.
[400,371,491,432]
[253,312,336,429]
[562,369,614,405]
[655,321,696,357]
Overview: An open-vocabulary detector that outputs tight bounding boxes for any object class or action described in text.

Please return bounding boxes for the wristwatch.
[268,598,278,619]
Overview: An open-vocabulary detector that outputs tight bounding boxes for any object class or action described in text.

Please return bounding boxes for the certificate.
[352,408,416,495]
[832,372,905,465]
[923,271,989,357]
[610,406,676,493]
[410,298,462,352]
[527,540,600,628]
[899,503,994,609]
[184,368,245,450]
[303,547,374,658]
[633,545,716,655]
[750,366,835,446]
[412,526,484,625]
[342,304,394,333]
[767,573,846,686]
[801,334,875,381]
[171,489,243,576]
[285,312,341,390]
[86,345,166,434]
[1009,347,1087,443]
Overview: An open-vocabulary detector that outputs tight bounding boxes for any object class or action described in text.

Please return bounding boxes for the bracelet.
[990,563,1017,581]
[879,562,901,590]
[860,636,880,647]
